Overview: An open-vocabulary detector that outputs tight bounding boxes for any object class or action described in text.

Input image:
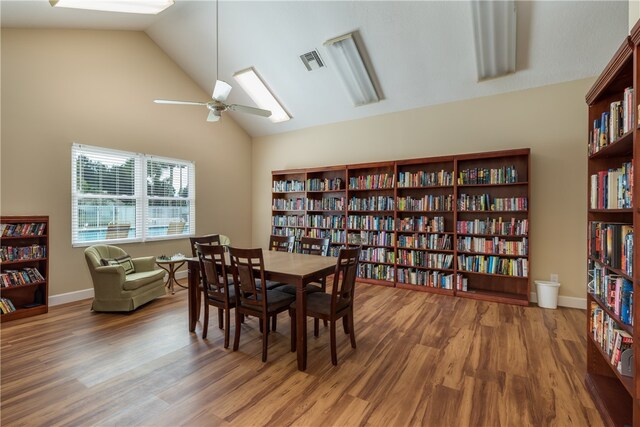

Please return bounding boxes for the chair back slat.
[229,247,266,309]
[300,236,330,256]
[189,234,221,256]
[269,235,295,252]
[331,248,360,313]
[195,243,231,303]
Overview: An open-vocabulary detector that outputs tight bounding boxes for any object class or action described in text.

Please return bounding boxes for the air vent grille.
[300,50,324,71]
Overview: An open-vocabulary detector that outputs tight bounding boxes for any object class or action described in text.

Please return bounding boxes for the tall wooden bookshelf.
[585,24,640,427]
[0,215,49,322]
[270,148,530,306]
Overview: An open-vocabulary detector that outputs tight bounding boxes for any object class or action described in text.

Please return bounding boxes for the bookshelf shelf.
[457,270,528,280]
[271,148,530,302]
[0,216,49,322]
[457,250,527,258]
[585,24,639,426]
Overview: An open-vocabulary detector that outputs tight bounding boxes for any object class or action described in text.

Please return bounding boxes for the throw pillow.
[101,255,135,275]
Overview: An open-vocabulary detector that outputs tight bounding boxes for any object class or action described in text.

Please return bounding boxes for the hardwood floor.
[1,282,603,426]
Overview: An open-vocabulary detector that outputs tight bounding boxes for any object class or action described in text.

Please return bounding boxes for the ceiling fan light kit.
[233,68,291,123]
[323,32,379,106]
[471,0,517,81]
[49,0,174,15]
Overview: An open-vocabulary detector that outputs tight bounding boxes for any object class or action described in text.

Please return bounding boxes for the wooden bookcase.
[0,215,49,322]
[271,148,530,305]
[585,23,640,427]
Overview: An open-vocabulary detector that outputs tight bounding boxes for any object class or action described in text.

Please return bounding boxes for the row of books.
[397,170,453,188]
[456,236,528,256]
[396,195,454,212]
[458,194,528,211]
[397,233,452,250]
[457,255,528,277]
[307,229,345,244]
[307,197,345,211]
[396,268,456,289]
[271,227,305,239]
[307,178,343,192]
[456,218,528,236]
[1,223,46,237]
[457,166,519,185]
[272,198,305,211]
[1,267,45,287]
[591,302,633,377]
[397,250,454,269]
[360,248,395,264]
[349,174,395,190]
[589,163,633,209]
[456,274,469,291]
[588,87,634,156]
[357,263,395,281]
[0,298,16,314]
[590,261,633,325]
[589,222,633,275]
[0,245,47,262]
[307,215,345,229]
[397,216,446,233]
[348,231,394,246]
[272,215,305,228]
[348,196,394,211]
[348,215,394,231]
[272,180,305,192]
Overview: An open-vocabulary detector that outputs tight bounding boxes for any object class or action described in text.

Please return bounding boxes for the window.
[72,144,195,246]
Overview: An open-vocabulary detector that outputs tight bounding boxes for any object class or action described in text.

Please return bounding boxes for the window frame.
[71,143,196,247]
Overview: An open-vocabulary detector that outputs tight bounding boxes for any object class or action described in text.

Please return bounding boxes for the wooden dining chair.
[195,243,235,347]
[278,236,330,295]
[229,247,296,362]
[189,234,222,320]
[290,247,360,366]
[269,234,295,252]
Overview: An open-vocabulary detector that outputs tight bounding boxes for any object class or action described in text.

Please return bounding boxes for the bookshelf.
[272,169,306,252]
[585,24,639,427]
[271,148,530,305]
[0,215,49,322]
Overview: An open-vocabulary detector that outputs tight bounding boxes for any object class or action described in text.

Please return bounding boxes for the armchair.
[84,245,166,312]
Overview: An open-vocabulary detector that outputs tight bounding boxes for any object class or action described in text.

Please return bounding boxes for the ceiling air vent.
[300,50,324,71]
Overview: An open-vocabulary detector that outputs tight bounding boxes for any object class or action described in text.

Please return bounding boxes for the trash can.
[535,280,561,309]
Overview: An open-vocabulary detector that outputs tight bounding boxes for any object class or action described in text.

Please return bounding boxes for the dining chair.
[195,243,235,347]
[268,234,295,252]
[278,236,330,295]
[290,247,360,366]
[189,234,222,321]
[229,247,296,362]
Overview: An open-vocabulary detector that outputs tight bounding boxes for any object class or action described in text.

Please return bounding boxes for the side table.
[156,258,186,294]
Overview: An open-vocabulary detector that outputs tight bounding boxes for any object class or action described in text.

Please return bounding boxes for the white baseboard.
[49,270,188,306]
[529,292,587,309]
[49,288,94,306]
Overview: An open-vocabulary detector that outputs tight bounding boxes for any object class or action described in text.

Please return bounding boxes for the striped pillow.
[101,255,135,275]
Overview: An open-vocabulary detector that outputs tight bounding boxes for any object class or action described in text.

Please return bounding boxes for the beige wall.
[1,29,253,296]
[631,1,639,32]
[252,78,594,300]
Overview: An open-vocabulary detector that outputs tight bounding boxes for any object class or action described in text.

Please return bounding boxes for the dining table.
[186,250,337,371]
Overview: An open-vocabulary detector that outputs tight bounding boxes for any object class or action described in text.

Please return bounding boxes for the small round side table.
[156,258,186,295]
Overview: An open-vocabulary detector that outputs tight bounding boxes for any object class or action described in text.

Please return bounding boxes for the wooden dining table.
[186,250,337,371]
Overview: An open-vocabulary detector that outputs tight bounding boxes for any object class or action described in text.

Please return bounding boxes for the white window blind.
[71,144,195,246]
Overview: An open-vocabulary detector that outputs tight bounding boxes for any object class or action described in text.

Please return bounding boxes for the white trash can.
[535,280,561,309]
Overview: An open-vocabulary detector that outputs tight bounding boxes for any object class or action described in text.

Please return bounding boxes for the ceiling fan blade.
[207,110,221,122]
[212,80,232,102]
[227,104,271,117]
[154,99,208,106]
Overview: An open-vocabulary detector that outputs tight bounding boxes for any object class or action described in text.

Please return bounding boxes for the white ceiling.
[1,0,629,138]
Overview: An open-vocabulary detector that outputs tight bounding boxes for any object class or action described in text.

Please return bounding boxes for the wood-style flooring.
[1,282,603,426]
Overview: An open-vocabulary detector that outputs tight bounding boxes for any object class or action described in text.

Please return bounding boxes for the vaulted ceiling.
[1,0,629,137]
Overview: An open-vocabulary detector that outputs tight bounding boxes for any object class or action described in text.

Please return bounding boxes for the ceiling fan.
[153,1,271,122]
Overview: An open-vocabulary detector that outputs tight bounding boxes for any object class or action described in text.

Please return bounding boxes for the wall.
[1,29,252,297]
[252,78,594,302]
[631,0,639,32]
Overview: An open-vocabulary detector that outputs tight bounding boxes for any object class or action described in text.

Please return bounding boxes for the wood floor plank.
[1,282,603,426]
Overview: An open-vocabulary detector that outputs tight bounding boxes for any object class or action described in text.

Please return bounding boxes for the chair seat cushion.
[206,284,235,302]
[302,292,350,317]
[240,289,295,312]
[278,283,323,295]
[255,279,285,290]
[123,269,165,291]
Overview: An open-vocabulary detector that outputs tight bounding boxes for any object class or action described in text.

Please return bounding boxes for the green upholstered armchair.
[84,245,166,312]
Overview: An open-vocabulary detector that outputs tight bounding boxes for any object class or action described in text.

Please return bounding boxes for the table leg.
[188,262,198,332]
[296,279,307,371]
